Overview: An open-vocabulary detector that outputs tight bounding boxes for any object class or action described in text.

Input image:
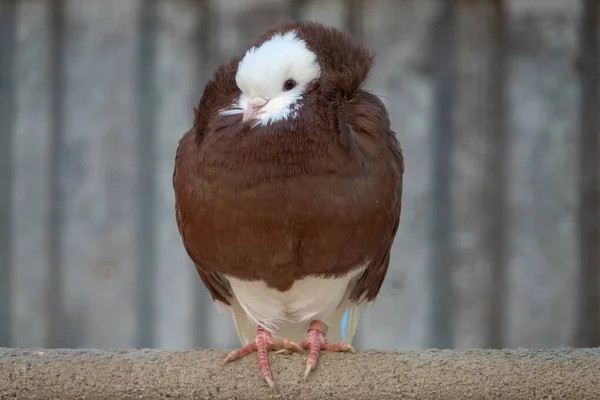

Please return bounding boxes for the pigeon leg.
[224,325,302,388]
[299,320,356,380]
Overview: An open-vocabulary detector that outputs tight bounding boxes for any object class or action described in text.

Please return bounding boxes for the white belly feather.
[224,267,366,344]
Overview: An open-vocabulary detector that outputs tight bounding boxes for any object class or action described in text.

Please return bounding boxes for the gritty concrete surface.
[0,347,599,399]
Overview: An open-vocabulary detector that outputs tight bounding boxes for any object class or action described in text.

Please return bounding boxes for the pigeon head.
[219,21,373,128]
[230,30,321,126]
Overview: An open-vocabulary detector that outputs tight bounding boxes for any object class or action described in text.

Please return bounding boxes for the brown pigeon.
[173,20,404,388]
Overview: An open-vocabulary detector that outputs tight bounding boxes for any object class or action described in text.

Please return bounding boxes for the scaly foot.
[299,320,356,379]
[224,325,302,388]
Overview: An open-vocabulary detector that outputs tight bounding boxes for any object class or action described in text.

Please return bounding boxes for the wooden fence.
[0,0,598,351]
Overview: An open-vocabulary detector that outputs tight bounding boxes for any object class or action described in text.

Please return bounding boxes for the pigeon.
[173,20,404,388]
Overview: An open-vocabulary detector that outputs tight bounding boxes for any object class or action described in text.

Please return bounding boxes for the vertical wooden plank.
[505,0,580,347]
[486,0,508,349]
[59,0,141,348]
[450,0,508,349]
[0,0,17,347]
[428,0,455,349]
[136,0,157,349]
[575,0,599,347]
[152,0,214,350]
[357,0,439,350]
[11,0,54,348]
[47,0,67,348]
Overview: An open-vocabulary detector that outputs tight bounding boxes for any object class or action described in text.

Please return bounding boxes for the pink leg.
[224,325,302,388]
[299,320,356,379]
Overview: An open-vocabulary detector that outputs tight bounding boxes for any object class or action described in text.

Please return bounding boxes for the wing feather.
[346,90,404,304]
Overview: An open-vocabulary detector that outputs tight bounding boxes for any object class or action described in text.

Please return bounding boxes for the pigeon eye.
[283,79,297,92]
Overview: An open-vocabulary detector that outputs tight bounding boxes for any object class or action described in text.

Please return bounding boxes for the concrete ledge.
[1,347,599,399]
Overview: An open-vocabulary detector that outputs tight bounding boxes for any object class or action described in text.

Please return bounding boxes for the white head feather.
[220,30,321,127]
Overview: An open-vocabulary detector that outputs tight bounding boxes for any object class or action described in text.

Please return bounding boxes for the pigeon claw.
[223,326,301,389]
[299,320,355,381]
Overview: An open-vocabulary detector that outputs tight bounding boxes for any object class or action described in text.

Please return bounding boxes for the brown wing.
[173,174,232,305]
[346,90,404,303]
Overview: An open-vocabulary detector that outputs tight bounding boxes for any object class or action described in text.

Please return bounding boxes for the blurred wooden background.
[0,0,598,351]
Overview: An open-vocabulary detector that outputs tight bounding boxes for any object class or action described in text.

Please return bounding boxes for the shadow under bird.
[173,20,404,388]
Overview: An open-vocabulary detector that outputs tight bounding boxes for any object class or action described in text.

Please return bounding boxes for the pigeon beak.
[242,104,264,122]
[242,96,268,123]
